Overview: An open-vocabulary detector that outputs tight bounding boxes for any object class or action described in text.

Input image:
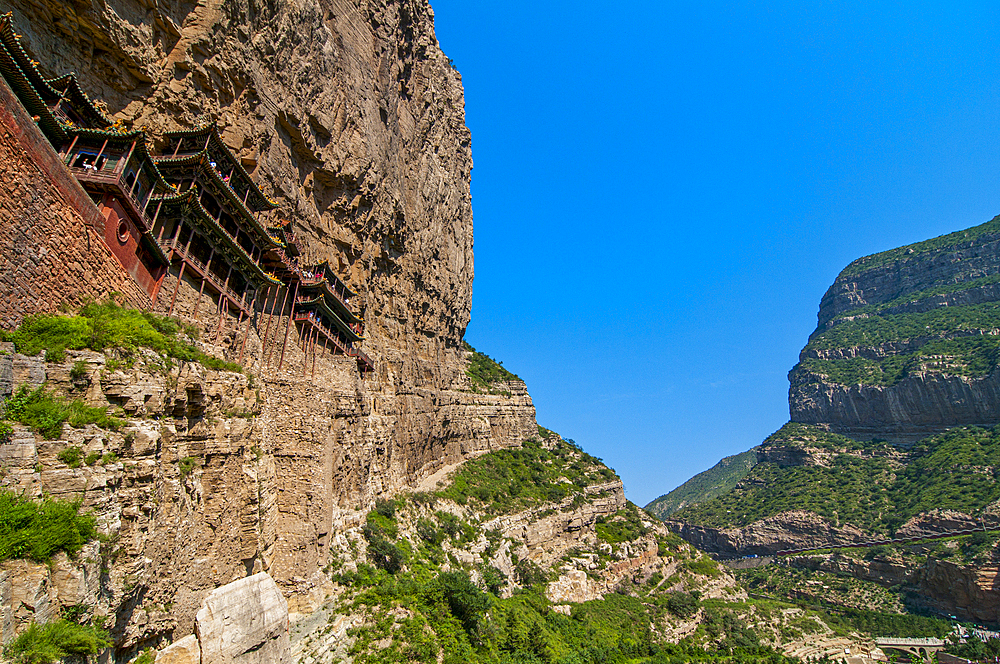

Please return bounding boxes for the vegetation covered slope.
[673,423,1000,535]
[645,450,759,520]
[292,435,856,664]
[792,215,1000,390]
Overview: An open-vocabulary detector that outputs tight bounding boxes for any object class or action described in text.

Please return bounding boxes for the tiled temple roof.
[161,122,279,212]
[154,150,282,251]
[295,295,362,342]
[154,190,282,287]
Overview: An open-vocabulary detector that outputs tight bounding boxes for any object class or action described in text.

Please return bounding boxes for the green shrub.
[463,341,519,387]
[684,556,722,579]
[69,360,89,382]
[595,503,649,544]
[436,438,611,515]
[664,591,699,618]
[417,518,442,545]
[57,447,83,469]
[3,386,124,440]
[0,491,97,562]
[513,558,547,587]
[3,619,111,664]
[133,649,156,664]
[178,457,197,478]
[6,300,241,374]
[84,451,101,466]
[479,565,507,596]
[0,421,13,444]
[375,498,397,520]
[434,570,490,634]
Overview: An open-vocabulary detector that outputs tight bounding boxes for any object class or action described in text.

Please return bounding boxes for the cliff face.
[0,0,545,656]
[789,216,1000,442]
[6,0,474,370]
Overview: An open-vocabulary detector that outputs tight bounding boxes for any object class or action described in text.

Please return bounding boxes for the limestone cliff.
[0,0,544,658]
[789,216,1000,442]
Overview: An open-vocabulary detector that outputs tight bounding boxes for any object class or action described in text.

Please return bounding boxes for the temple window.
[189,235,212,265]
[177,225,192,247]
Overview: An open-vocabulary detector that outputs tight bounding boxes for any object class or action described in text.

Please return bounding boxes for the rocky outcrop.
[790,553,1000,623]
[668,511,869,558]
[790,366,1000,443]
[896,510,982,539]
[0,338,535,654]
[195,573,289,664]
[788,216,1000,442]
[815,219,1000,331]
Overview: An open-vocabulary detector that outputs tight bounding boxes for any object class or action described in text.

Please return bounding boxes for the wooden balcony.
[160,239,255,317]
[293,311,351,356]
[70,164,154,233]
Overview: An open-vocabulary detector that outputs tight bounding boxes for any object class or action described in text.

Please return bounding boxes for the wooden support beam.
[215,297,228,344]
[167,262,186,318]
[278,281,299,371]
[266,284,290,369]
[238,289,257,364]
[260,284,277,363]
[193,276,207,320]
[93,138,109,171]
[312,326,317,380]
[63,134,78,165]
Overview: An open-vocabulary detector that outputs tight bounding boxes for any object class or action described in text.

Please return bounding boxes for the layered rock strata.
[791,553,1000,624]
[790,216,1000,442]
[0,0,546,656]
[0,330,534,652]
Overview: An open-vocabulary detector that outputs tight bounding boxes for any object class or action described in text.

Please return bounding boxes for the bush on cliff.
[0,491,97,563]
[463,341,519,388]
[3,619,111,664]
[2,385,124,439]
[437,438,613,515]
[3,299,241,372]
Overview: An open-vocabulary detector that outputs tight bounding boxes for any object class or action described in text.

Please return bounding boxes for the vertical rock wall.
[0,0,540,655]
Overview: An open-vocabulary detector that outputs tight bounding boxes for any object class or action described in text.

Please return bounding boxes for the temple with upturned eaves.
[0,13,373,375]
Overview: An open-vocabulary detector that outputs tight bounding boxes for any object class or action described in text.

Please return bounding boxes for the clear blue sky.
[430,0,1000,506]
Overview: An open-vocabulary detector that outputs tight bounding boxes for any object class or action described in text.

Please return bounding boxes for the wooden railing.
[160,240,252,315]
[348,346,374,372]
[70,165,154,231]
[293,312,350,355]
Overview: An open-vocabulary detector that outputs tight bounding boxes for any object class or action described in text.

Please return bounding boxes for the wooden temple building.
[0,13,373,375]
[0,13,170,301]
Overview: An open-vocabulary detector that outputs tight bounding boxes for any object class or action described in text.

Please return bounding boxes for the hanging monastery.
[0,13,373,376]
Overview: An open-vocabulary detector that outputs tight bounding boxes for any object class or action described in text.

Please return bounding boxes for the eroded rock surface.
[0,0,541,656]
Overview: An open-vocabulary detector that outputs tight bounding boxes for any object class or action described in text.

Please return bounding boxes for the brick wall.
[0,73,150,329]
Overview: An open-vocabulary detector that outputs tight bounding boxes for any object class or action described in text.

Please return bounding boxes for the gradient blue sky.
[430,0,1000,506]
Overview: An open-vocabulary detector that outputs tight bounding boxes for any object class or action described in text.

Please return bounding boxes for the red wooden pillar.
[260,284,277,364]
[266,284,291,369]
[278,281,299,371]
[167,263,186,318]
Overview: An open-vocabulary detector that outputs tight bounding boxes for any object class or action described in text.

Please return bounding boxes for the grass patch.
[3,619,110,664]
[463,341,518,388]
[0,491,97,563]
[178,457,198,478]
[2,299,241,372]
[3,386,125,439]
